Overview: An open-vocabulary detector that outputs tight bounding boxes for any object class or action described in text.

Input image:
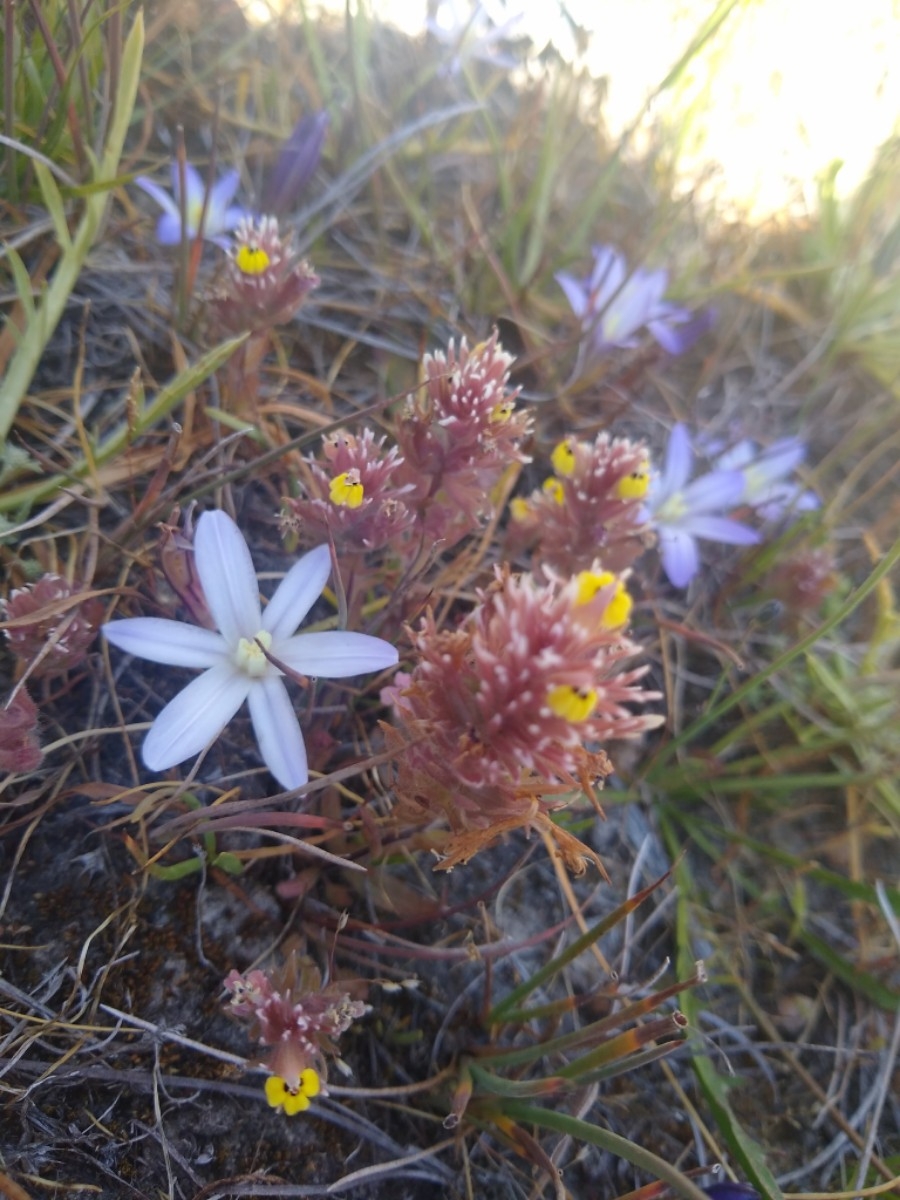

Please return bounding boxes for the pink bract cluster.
[4,574,103,677]
[509,431,651,576]
[284,332,531,563]
[0,690,42,774]
[210,215,319,334]
[384,565,661,871]
[224,952,368,1105]
[394,331,532,549]
[283,428,416,552]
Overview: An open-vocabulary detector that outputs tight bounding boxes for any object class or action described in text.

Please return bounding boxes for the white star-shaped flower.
[103,510,398,790]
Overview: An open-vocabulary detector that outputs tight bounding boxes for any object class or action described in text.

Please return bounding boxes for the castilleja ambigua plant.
[394,331,532,552]
[224,950,368,1115]
[282,428,417,555]
[102,511,398,791]
[210,215,320,336]
[508,431,652,577]
[3,574,104,678]
[383,564,662,872]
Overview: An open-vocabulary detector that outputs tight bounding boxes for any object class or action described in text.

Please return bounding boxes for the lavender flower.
[714,437,819,522]
[103,511,397,790]
[426,0,525,74]
[262,111,328,215]
[556,245,711,358]
[135,161,246,247]
[646,424,760,587]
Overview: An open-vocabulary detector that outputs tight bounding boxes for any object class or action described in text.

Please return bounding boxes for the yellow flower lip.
[551,438,577,478]
[547,683,597,722]
[573,570,633,628]
[615,462,651,500]
[265,1067,321,1115]
[541,477,565,505]
[235,244,271,275]
[329,470,365,509]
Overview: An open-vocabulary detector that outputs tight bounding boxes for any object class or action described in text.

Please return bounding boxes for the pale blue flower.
[714,437,819,522]
[427,0,526,73]
[103,511,398,790]
[646,423,760,587]
[135,162,246,247]
[556,245,712,358]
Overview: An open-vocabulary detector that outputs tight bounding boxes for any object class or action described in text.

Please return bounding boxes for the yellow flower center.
[547,684,597,722]
[541,477,565,506]
[490,400,515,423]
[235,629,272,677]
[509,497,531,521]
[329,470,365,509]
[235,244,271,275]
[615,462,651,500]
[264,1068,321,1116]
[573,570,633,628]
[551,438,577,478]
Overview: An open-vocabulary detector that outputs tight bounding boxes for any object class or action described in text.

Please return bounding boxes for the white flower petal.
[262,544,331,640]
[103,618,228,668]
[194,511,262,645]
[142,664,249,771]
[276,631,399,679]
[247,677,308,790]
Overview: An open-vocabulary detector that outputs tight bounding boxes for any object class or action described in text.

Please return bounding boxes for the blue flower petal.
[659,528,700,587]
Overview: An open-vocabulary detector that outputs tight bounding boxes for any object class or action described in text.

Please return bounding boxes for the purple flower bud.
[262,111,328,215]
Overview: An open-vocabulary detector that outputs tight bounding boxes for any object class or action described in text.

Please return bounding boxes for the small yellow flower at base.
[546,683,598,722]
[509,497,532,522]
[490,400,515,423]
[265,1068,321,1116]
[615,462,651,500]
[541,477,565,506]
[329,470,365,509]
[235,244,272,275]
[551,438,577,478]
[573,570,633,629]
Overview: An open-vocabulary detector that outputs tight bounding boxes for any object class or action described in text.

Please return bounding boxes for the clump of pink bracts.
[224,952,368,1089]
[4,574,103,677]
[210,215,319,333]
[283,428,416,552]
[394,331,532,549]
[508,432,651,576]
[384,565,661,869]
[0,689,42,774]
